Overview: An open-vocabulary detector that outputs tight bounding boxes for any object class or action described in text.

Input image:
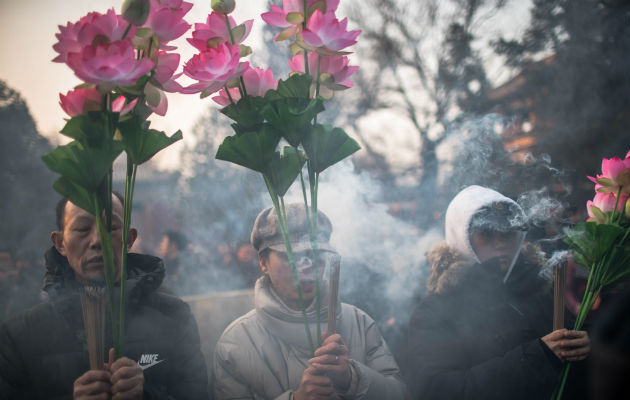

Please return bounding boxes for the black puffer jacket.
[0,247,208,400]
[406,242,562,400]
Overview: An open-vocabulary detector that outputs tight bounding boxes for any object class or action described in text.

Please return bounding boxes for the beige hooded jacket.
[213,276,406,400]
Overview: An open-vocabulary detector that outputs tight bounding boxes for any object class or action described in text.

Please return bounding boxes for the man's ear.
[259,254,269,275]
[51,231,66,256]
[127,228,138,250]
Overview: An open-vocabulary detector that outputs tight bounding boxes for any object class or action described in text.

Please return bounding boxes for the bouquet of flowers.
[42,0,192,360]
[552,150,630,399]
[181,0,361,355]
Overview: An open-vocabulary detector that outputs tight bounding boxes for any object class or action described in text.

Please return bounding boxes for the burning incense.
[327,256,340,336]
[553,264,566,331]
[80,285,106,370]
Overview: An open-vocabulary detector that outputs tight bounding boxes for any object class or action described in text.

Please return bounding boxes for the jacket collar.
[42,246,165,303]
[254,275,340,352]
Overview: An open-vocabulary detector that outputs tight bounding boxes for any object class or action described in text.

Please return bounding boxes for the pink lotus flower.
[301,10,360,54]
[144,0,193,47]
[289,53,358,98]
[587,192,629,223]
[60,88,138,117]
[212,66,278,106]
[261,0,339,41]
[67,40,154,87]
[152,51,183,92]
[588,152,630,194]
[181,42,249,96]
[187,12,253,52]
[53,9,137,63]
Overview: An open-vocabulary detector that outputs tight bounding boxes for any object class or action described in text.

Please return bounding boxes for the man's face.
[470,230,520,271]
[260,249,327,310]
[52,197,136,284]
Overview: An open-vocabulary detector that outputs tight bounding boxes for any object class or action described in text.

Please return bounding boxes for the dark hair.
[55,191,125,231]
[258,248,271,262]
[164,230,188,251]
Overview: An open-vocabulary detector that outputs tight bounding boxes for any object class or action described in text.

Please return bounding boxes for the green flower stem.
[264,176,315,356]
[297,168,321,345]
[225,86,237,106]
[303,0,310,76]
[94,193,119,357]
[315,54,322,99]
[609,187,622,223]
[310,171,321,344]
[224,14,247,98]
[118,159,137,359]
[122,23,132,40]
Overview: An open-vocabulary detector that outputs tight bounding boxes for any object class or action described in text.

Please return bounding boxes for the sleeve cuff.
[336,359,359,398]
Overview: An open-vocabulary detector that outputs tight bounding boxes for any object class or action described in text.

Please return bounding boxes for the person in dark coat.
[0,195,208,399]
[407,185,591,400]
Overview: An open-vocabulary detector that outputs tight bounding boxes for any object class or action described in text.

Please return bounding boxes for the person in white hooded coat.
[406,186,591,400]
[213,204,406,400]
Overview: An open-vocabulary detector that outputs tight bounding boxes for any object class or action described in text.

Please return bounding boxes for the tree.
[345,0,507,194]
[492,0,630,210]
[0,80,56,257]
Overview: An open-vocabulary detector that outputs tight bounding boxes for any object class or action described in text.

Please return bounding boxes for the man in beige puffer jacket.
[213,204,407,400]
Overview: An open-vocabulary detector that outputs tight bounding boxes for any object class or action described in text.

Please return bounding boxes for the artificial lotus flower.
[67,40,154,87]
[143,0,193,48]
[212,66,278,106]
[181,42,249,96]
[300,10,361,54]
[152,51,184,92]
[587,192,629,223]
[289,53,358,97]
[588,153,630,195]
[187,12,253,52]
[53,9,137,63]
[261,0,339,41]
[60,88,138,117]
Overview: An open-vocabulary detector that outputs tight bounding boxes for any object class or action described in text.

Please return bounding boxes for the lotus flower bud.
[211,0,235,15]
[122,0,150,26]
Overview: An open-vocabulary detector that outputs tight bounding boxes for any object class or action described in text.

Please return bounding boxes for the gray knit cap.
[250,203,334,253]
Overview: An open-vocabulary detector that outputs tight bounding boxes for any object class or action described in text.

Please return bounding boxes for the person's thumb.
[105,348,115,371]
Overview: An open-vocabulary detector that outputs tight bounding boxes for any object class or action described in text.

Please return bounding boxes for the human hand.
[293,366,334,400]
[542,329,591,362]
[309,333,351,391]
[107,348,144,400]
[73,369,111,400]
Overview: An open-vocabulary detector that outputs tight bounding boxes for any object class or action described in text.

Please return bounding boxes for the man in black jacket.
[0,195,208,399]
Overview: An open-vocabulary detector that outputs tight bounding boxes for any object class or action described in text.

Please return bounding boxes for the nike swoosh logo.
[139,359,165,370]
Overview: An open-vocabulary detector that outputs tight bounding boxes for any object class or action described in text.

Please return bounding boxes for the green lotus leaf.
[265,146,307,197]
[265,74,312,101]
[118,117,182,165]
[260,98,324,146]
[215,124,281,173]
[42,140,123,191]
[52,176,97,215]
[61,111,118,147]
[302,124,361,173]
[565,221,625,268]
[221,95,267,130]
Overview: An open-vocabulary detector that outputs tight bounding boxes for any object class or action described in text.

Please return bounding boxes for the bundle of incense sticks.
[553,264,566,331]
[80,285,106,370]
[327,256,341,336]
